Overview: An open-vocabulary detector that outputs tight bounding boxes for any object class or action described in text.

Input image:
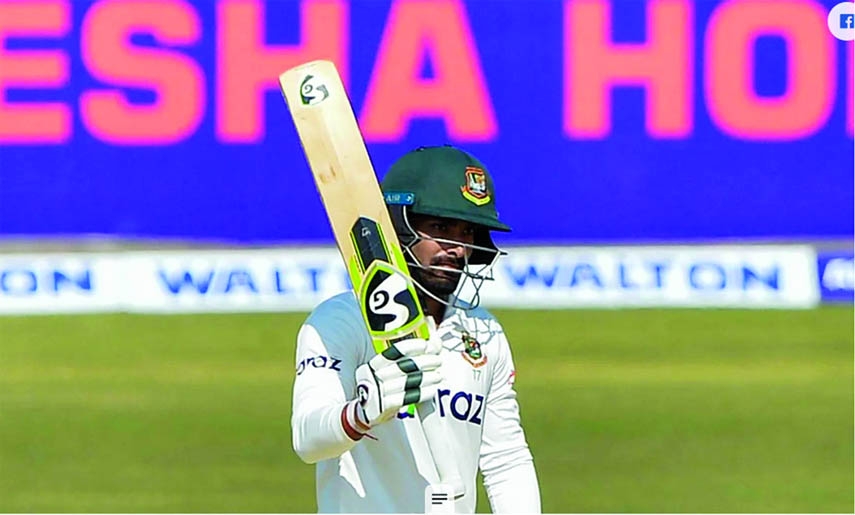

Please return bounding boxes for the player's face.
[409,215,476,296]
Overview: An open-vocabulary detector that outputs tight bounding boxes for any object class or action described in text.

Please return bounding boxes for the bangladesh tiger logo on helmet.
[461,166,491,206]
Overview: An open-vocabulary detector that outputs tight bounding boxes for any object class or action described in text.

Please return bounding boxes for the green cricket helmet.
[380,145,510,309]
[381,145,511,265]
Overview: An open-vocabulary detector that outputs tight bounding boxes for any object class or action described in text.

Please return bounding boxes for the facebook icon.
[830,2,855,40]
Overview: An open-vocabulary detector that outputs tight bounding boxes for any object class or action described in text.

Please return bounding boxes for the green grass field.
[0,307,852,513]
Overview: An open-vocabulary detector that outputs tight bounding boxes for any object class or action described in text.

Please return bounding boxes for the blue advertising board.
[817,249,854,302]
[0,0,851,245]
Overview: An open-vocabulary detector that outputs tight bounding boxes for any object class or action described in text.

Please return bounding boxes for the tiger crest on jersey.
[460,330,487,368]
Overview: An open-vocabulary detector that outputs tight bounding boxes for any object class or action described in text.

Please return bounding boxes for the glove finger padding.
[385,335,442,358]
[375,369,425,408]
[406,353,442,372]
[373,354,442,382]
[377,370,442,410]
[367,336,442,370]
[424,333,443,355]
[417,370,443,404]
[354,336,446,429]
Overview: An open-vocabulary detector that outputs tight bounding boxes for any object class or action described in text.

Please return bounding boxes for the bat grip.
[417,400,466,500]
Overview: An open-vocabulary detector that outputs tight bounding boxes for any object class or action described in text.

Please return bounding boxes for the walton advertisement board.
[0,246,821,314]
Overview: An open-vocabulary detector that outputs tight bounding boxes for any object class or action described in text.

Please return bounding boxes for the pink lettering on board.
[0,0,71,143]
[564,0,693,139]
[360,0,497,142]
[80,0,204,144]
[705,0,833,140]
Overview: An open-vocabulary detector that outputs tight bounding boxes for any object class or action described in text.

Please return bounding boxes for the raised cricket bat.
[279,60,465,500]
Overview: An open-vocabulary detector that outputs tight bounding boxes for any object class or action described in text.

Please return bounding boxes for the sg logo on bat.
[299,74,330,105]
[359,261,422,337]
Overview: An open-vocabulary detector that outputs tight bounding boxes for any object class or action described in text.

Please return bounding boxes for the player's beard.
[411,256,464,299]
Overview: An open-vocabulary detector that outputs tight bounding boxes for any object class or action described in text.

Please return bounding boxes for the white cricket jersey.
[292,292,540,513]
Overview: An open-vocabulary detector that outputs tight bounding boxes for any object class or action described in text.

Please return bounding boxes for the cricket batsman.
[292,146,541,513]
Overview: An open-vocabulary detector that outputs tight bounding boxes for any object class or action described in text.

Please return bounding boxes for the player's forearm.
[483,459,541,513]
[291,401,363,464]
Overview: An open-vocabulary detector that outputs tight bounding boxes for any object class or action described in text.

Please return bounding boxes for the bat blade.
[279,60,465,500]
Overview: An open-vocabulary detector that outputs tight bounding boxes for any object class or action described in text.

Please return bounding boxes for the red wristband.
[341,402,366,441]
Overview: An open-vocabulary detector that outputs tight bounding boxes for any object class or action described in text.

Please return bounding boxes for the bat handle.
[417,401,466,500]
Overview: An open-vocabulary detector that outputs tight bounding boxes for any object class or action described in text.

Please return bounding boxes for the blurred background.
[0,0,852,512]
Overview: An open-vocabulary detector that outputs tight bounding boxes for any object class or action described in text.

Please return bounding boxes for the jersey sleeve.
[479,322,542,512]
[291,294,370,464]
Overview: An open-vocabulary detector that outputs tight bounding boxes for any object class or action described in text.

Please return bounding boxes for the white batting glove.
[342,335,443,440]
